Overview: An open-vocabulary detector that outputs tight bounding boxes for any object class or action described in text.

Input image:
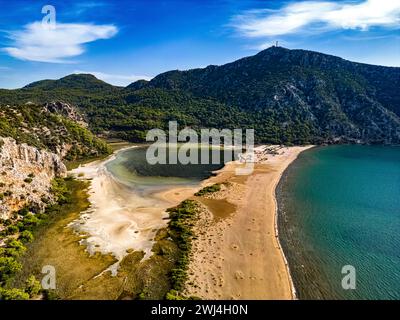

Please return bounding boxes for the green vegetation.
[1,177,200,300]
[195,183,221,196]
[0,175,73,300]
[18,230,34,243]
[9,178,117,300]
[0,46,398,299]
[0,287,29,300]
[24,275,41,297]
[0,104,111,161]
[9,179,198,300]
[0,48,399,145]
[163,200,198,299]
[0,257,23,283]
[50,177,70,204]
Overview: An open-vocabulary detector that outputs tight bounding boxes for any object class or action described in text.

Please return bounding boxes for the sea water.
[277,145,400,299]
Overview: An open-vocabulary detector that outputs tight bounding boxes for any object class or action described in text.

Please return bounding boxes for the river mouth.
[70,145,238,272]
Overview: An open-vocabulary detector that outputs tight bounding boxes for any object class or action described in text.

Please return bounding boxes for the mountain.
[147,47,400,115]
[1,47,399,144]
[23,74,117,91]
[138,46,400,144]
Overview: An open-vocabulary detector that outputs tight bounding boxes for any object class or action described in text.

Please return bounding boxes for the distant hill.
[126,79,149,90]
[23,74,117,91]
[1,47,399,144]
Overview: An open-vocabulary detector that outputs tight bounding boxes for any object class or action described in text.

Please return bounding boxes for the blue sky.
[0,0,399,89]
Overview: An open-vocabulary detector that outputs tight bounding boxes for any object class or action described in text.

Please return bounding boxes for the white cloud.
[73,70,152,86]
[232,0,400,37]
[4,22,118,63]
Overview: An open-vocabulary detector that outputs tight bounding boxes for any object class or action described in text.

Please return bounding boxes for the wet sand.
[69,147,203,275]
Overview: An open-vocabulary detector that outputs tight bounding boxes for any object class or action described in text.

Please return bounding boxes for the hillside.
[0,102,111,161]
[23,74,118,91]
[0,101,111,271]
[0,47,399,144]
[142,47,400,144]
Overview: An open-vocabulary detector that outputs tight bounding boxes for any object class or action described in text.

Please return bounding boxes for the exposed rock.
[0,137,67,219]
[43,101,88,128]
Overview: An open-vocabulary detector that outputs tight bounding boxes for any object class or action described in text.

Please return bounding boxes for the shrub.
[21,213,41,229]
[4,239,26,258]
[5,225,19,235]
[25,275,41,297]
[165,200,197,296]
[0,287,29,300]
[50,178,70,204]
[165,290,186,300]
[194,183,221,196]
[0,257,22,284]
[18,206,30,216]
[19,230,34,243]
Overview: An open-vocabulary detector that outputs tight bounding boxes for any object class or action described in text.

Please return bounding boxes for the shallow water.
[71,146,236,266]
[105,146,238,192]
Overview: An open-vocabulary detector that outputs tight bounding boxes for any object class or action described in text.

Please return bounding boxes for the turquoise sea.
[277,145,400,299]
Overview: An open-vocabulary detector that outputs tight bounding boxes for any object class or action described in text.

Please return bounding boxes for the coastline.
[69,146,165,267]
[68,145,205,273]
[183,146,313,299]
[272,146,314,299]
[69,144,312,299]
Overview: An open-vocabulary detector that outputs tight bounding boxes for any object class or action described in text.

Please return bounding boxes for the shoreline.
[183,146,313,299]
[69,146,164,266]
[272,146,314,299]
[69,144,312,299]
[68,145,206,274]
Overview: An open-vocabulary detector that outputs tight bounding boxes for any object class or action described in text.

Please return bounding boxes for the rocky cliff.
[42,101,88,128]
[0,137,67,219]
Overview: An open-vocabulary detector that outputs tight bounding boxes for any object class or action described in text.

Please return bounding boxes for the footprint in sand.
[231,244,239,250]
[234,270,245,280]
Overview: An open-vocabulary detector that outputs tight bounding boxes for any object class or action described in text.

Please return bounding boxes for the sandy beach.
[183,146,313,299]
[69,147,202,274]
[69,144,312,298]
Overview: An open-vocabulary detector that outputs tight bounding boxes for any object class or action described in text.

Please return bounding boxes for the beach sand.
[183,146,313,299]
[69,147,202,275]
[70,145,312,298]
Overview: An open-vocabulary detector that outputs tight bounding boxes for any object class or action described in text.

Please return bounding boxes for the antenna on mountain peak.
[275,41,279,47]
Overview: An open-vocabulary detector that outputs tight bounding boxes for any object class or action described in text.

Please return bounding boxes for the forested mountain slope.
[1,47,399,144]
